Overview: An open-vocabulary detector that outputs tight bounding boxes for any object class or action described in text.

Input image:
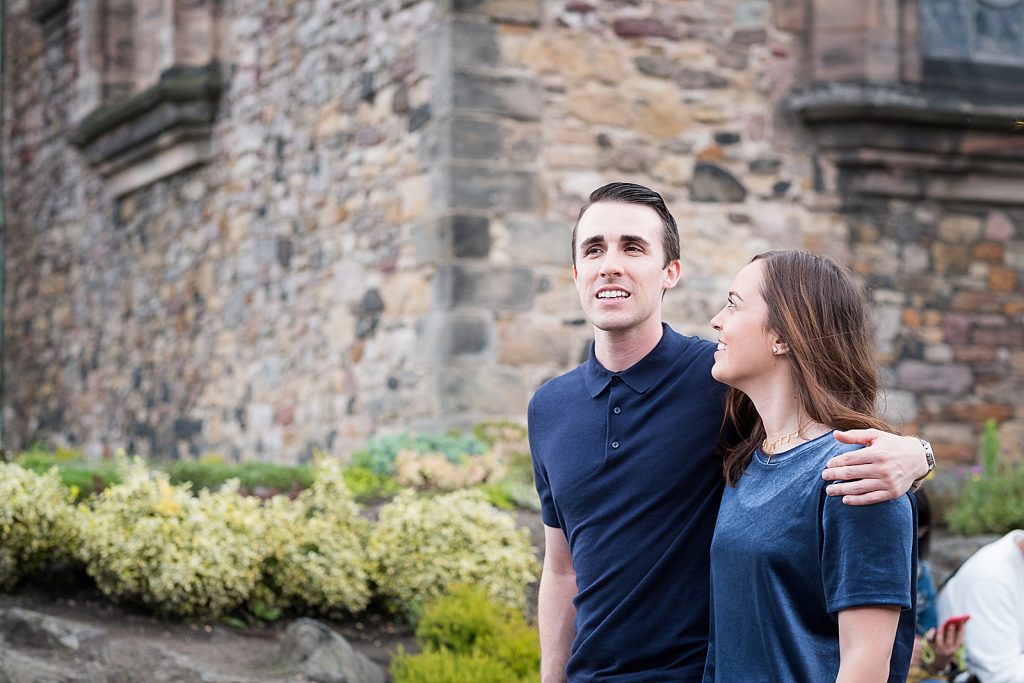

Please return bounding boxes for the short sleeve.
[820,491,915,613]
[527,398,560,528]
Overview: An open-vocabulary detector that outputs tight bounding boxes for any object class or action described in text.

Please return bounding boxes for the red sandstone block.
[612,17,680,40]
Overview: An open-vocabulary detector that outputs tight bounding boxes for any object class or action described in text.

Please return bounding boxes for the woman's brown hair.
[720,250,894,486]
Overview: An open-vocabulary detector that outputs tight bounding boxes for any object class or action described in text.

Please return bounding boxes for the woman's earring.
[772,345,779,355]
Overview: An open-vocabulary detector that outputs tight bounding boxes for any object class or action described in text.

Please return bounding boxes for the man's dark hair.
[571,182,681,267]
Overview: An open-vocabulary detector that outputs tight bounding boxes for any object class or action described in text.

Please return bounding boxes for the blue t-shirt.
[704,433,917,682]
[529,324,726,682]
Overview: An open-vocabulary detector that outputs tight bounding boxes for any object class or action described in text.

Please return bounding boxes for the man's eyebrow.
[579,235,605,249]
[728,290,745,301]
[619,234,652,247]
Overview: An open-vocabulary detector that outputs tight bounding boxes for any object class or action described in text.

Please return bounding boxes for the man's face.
[572,202,681,333]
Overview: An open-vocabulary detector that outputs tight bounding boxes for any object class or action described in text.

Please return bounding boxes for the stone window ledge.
[791,83,1024,203]
[790,82,1022,132]
[70,64,224,197]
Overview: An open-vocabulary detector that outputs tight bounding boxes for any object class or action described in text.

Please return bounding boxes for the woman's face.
[709,260,779,391]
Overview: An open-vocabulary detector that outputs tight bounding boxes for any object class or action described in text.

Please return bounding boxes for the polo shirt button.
[613,407,621,414]
[612,376,621,383]
[611,441,620,449]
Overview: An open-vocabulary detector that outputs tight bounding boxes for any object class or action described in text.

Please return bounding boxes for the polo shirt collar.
[582,323,677,398]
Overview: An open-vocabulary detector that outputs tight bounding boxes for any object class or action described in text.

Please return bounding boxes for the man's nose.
[599,252,624,277]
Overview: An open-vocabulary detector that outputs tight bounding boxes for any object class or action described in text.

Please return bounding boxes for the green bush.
[352,431,489,477]
[16,450,120,499]
[165,456,314,494]
[253,458,371,616]
[416,586,539,678]
[342,465,400,503]
[77,457,264,617]
[393,586,539,683]
[391,647,522,683]
[0,463,80,590]
[369,490,539,616]
[946,420,1024,535]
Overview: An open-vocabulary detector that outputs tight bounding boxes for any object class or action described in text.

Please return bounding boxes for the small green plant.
[945,421,1024,535]
[391,647,522,683]
[341,465,400,503]
[392,586,540,683]
[979,419,1000,476]
[352,431,489,477]
[165,457,314,494]
[16,450,120,499]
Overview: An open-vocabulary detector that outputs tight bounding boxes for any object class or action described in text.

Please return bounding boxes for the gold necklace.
[762,428,804,462]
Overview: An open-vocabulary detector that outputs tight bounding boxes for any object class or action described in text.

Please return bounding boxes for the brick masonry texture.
[3,0,1024,467]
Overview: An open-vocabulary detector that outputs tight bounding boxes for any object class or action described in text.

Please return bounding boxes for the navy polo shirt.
[529,324,727,682]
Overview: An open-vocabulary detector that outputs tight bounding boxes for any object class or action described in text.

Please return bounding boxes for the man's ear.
[572,265,579,288]
[663,259,682,290]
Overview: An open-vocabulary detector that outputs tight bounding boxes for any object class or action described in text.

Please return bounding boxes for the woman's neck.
[744,376,829,451]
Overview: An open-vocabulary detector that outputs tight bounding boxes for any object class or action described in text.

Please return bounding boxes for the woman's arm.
[836,605,901,683]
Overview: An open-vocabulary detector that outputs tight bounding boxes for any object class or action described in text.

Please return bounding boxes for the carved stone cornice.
[70,64,224,196]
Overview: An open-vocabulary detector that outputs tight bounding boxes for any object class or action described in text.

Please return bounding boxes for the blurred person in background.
[936,530,1024,683]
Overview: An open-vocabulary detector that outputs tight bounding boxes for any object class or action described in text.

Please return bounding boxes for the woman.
[702,251,916,682]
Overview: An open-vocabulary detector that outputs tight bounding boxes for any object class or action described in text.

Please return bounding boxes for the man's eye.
[585,246,602,255]
[625,245,643,252]
[727,299,736,309]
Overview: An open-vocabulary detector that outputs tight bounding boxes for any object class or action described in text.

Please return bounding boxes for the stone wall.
[4,0,1024,466]
[4,0,442,461]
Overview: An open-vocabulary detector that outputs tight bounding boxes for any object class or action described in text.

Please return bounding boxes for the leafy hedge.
[1,457,538,622]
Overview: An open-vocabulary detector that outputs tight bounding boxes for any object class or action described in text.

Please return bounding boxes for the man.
[528,182,932,682]
[936,530,1024,683]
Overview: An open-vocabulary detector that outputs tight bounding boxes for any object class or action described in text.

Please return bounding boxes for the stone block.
[450,19,500,68]
[498,318,574,365]
[774,0,807,31]
[1004,241,1024,270]
[613,17,680,40]
[451,72,542,121]
[434,263,535,310]
[931,243,969,274]
[897,360,973,395]
[634,54,675,79]
[415,215,492,262]
[984,211,1015,241]
[948,402,1014,423]
[444,165,543,212]
[972,241,1004,264]
[568,91,631,126]
[938,215,983,244]
[989,266,1016,293]
[634,97,691,138]
[486,0,542,25]
[692,163,748,203]
[877,389,918,425]
[439,366,529,414]
[417,312,494,359]
[677,68,731,89]
[446,117,502,161]
[504,219,572,265]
